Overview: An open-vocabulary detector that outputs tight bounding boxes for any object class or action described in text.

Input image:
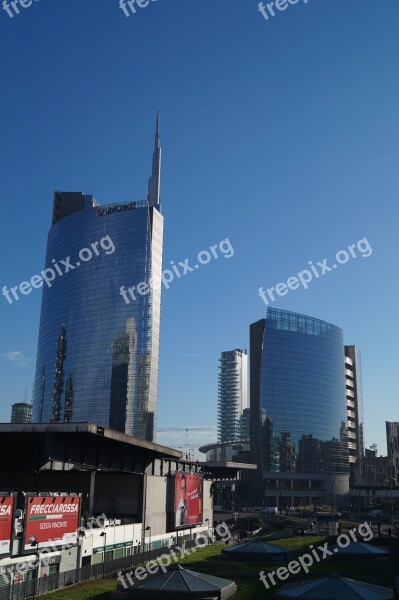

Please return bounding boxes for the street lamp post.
[231,483,236,515]
[100,531,107,579]
[145,526,151,561]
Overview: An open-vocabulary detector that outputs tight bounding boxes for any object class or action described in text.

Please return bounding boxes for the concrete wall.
[145,475,168,536]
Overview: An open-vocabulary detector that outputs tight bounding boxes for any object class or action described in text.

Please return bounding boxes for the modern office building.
[32,115,164,441]
[11,402,32,424]
[250,308,349,506]
[218,349,248,442]
[386,421,399,484]
[344,345,364,486]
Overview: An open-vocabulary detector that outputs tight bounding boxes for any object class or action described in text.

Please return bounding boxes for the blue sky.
[0,0,398,455]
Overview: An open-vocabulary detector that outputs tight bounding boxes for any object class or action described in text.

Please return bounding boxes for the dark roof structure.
[125,564,237,599]
[276,573,394,600]
[327,541,390,560]
[222,539,291,561]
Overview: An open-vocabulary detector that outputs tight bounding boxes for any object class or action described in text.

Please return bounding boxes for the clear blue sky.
[0,0,398,455]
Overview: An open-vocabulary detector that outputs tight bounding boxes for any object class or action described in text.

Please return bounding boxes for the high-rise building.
[386,421,399,484]
[250,308,349,507]
[32,115,163,441]
[11,402,33,424]
[344,345,364,486]
[240,407,251,439]
[217,349,248,442]
[363,447,390,487]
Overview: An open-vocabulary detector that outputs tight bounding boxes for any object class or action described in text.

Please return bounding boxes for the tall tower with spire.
[32,116,164,442]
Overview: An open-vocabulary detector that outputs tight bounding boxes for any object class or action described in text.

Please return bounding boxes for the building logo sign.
[24,495,81,552]
[97,201,137,216]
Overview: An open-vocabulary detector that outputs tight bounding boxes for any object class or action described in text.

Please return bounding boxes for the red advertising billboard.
[0,495,14,556]
[174,473,203,528]
[24,495,81,552]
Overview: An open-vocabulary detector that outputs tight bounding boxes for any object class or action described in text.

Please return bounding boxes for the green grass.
[44,578,115,599]
[46,537,395,600]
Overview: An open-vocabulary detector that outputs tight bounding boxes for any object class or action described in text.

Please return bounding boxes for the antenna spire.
[147,111,161,209]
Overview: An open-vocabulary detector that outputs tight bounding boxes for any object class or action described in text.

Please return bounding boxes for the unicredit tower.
[32,115,163,441]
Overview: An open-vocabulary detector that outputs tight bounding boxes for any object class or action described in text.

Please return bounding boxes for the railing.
[0,539,200,600]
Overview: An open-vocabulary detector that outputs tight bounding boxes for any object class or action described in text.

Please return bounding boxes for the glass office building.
[250,308,349,479]
[32,116,163,441]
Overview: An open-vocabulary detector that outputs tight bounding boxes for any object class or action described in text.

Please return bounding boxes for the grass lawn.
[46,537,395,600]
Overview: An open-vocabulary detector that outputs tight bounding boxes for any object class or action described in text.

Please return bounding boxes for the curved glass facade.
[32,196,163,441]
[254,308,348,475]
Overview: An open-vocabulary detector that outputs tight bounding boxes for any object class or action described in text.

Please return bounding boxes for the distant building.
[218,349,248,442]
[386,421,399,484]
[11,403,32,424]
[345,346,364,486]
[199,439,250,464]
[240,408,251,439]
[363,448,390,487]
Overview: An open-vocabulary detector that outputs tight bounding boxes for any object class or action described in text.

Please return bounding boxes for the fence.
[0,539,200,600]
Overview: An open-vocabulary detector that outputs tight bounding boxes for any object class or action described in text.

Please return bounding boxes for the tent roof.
[276,573,393,599]
[328,542,389,556]
[222,540,289,554]
[135,565,235,593]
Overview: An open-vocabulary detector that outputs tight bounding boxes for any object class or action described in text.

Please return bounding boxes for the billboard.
[174,473,203,529]
[0,495,14,557]
[24,495,81,552]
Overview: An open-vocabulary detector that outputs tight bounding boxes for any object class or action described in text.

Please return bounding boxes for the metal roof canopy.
[327,541,390,559]
[276,573,394,600]
[0,422,182,474]
[222,540,291,561]
[128,564,237,599]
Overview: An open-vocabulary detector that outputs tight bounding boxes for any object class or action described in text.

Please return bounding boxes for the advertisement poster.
[174,473,203,528]
[0,496,14,556]
[24,496,80,552]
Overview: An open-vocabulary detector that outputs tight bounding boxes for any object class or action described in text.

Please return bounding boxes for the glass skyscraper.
[250,308,349,503]
[32,115,163,441]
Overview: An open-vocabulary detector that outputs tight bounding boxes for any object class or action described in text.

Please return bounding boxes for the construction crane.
[157,427,215,432]
[175,444,209,461]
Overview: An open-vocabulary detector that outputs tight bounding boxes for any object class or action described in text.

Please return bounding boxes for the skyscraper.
[344,345,364,486]
[32,115,164,441]
[11,403,33,424]
[217,349,248,442]
[250,308,349,506]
